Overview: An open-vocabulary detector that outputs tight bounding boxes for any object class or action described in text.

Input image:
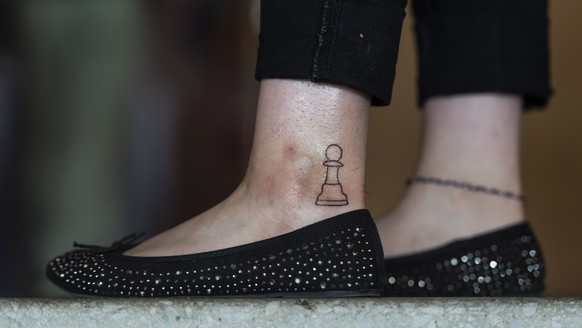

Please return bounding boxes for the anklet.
[406,176,526,203]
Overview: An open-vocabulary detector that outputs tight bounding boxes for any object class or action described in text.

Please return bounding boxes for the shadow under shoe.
[46,210,385,298]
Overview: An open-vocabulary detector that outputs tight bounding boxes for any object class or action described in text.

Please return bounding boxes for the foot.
[376,183,525,258]
[125,79,371,257]
[125,176,364,257]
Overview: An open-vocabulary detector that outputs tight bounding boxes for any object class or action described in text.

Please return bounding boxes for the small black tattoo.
[316,144,348,206]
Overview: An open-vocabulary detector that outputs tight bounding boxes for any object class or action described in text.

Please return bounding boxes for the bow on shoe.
[73,232,146,254]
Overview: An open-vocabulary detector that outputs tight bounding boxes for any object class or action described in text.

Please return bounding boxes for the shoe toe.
[47,250,109,295]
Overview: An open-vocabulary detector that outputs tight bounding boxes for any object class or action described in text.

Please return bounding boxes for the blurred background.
[0,0,580,297]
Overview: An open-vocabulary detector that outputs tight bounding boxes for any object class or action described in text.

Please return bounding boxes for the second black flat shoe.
[383,222,545,297]
[47,209,385,297]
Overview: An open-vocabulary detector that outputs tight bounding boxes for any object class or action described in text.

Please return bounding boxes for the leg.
[378,0,550,296]
[46,0,409,297]
[126,79,371,256]
[48,79,385,296]
[378,0,552,258]
[126,0,408,257]
[378,93,525,257]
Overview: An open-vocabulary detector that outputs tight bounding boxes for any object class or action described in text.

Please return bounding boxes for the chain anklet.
[406,176,526,203]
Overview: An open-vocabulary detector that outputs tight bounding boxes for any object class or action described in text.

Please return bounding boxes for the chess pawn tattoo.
[316,144,348,206]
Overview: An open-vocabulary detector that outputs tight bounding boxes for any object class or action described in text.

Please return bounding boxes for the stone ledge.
[1,298,580,328]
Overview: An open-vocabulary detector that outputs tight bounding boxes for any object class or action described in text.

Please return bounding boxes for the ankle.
[378,183,525,257]
[399,182,525,226]
[239,146,366,226]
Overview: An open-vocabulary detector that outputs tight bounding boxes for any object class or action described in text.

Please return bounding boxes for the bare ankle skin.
[377,93,526,258]
[125,79,371,257]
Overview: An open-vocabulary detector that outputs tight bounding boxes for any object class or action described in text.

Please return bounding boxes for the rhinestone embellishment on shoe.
[383,223,545,297]
[47,210,385,297]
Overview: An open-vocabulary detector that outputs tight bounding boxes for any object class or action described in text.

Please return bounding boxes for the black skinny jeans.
[255,0,552,109]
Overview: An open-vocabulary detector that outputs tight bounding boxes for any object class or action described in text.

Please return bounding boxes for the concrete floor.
[1,298,580,328]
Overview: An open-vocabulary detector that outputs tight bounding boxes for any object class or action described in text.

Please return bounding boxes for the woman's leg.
[126,0,408,257]
[126,79,371,256]
[378,93,525,257]
[47,0,410,297]
[377,0,552,258]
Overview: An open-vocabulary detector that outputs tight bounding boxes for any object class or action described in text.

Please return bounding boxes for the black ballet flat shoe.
[47,209,385,297]
[383,223,545,297]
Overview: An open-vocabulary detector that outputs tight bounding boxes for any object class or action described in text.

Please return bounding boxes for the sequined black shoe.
[47,209,385,297]
[383,223,545,297]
